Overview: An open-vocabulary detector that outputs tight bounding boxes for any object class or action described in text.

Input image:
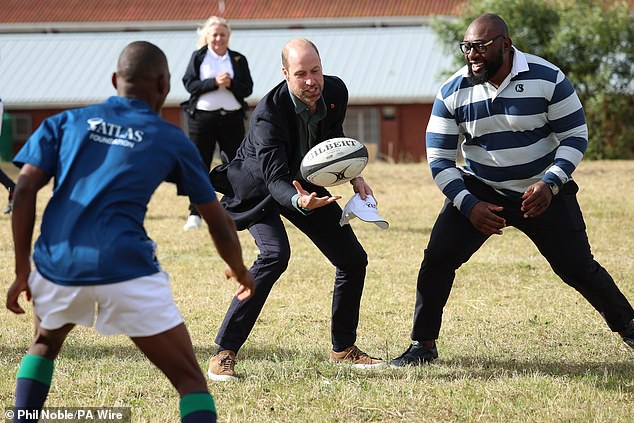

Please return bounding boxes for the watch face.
[549,183,559,195]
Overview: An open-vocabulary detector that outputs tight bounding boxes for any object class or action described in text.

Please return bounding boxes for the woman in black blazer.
[181,16,253,230]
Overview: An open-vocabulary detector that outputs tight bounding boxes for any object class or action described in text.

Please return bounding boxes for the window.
[12,114,32,143]
[343,107,380,160]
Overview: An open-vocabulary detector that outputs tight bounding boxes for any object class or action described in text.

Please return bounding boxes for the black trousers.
[215,201,368,353]
[412,175,634,341]
[187,109,245,216]
[0,168,15,192]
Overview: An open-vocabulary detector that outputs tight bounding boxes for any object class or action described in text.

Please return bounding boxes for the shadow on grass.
[386,354,634,394]
[440,354,634,379]
[197,343,633,373]
[2,338,318,363]
[194,344,326,362]
[1,342,324,365]
[194,343,634,393]
[4,342,631,394]
[0,341,144,362]
[144,214,179,221]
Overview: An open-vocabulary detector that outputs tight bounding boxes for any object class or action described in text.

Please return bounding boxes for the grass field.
[0,160,633,422]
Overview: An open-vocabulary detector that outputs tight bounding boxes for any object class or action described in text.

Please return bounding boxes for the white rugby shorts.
[29,269,184,337]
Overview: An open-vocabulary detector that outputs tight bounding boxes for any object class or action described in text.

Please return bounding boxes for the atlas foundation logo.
[87,118,144,148]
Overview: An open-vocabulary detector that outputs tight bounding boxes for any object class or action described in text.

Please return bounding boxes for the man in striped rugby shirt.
[392,13,634,366]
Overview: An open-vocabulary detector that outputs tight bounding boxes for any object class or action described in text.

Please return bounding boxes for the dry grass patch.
[0,160,633,422]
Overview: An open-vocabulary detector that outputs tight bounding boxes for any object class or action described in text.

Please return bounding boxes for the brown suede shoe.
[330,345,385,368]
[208,350,238,381]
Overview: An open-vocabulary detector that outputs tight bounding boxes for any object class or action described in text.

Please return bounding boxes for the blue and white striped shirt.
[426,47,588,216]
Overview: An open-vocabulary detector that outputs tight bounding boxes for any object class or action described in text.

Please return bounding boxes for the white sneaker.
[183,215,202,231]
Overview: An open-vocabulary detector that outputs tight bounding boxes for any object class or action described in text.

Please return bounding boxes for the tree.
[430,0,634,158]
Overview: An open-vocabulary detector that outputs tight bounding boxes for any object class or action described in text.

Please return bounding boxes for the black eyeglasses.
[459,35,504,55]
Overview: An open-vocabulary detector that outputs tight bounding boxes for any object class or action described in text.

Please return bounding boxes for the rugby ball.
[300,138,368,187]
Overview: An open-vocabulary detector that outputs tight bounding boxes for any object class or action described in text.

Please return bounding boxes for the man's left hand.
[350,176,373,200]
[521,181,553,218]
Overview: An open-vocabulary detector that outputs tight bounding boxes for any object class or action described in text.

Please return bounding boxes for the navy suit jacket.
[181,47,253,116]
[210,75,349,230]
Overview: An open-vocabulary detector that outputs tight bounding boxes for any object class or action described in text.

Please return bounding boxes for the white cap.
[339,194,389,230]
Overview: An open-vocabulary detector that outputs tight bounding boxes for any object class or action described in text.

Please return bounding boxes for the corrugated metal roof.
[0,26,455,109]
[2,0,465,23]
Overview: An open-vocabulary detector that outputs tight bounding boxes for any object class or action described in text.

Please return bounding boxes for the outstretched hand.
[225,266,255,301]
[292,180,341,209]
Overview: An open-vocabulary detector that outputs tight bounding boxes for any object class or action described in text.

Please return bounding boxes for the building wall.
[162,107,183,128]
[379,104,432,162]
[8,104,433,162]
[9,108,66,156]
[400,104,432,162]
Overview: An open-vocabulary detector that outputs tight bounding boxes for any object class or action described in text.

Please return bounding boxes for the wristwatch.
[547,181,560,196]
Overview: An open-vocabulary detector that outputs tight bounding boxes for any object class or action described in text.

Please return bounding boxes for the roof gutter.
[4,95,439,109]
[0,16,435,33]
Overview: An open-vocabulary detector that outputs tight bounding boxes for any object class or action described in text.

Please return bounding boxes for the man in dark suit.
[208,38,384,381]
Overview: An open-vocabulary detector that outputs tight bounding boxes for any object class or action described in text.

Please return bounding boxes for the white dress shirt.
[196,49,241,111]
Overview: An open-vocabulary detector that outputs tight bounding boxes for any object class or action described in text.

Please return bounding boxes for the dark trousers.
[412,175,634,341]
[0,168,15,192]
[187,110,245,216]
[215,201,368,353]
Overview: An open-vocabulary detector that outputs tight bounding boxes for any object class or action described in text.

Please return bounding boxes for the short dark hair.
[117,41,168,82]
[474,13,510,37]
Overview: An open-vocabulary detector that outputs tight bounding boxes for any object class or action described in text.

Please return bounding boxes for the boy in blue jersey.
[6,41,254,422]
[392,14,634,366]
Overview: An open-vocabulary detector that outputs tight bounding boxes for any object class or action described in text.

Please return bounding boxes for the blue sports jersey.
[14,96,216,286]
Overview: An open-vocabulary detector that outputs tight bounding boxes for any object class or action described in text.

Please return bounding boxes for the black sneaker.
[620,320,634,350]
[390,341,438,367]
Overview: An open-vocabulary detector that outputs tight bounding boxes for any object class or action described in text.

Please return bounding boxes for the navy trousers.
[412,175,634,341]
[0,168,15,192]
[215,200,368,353]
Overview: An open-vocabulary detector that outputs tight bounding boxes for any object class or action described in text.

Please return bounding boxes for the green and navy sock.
[180,392,216,423]
[14,354,54,422]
